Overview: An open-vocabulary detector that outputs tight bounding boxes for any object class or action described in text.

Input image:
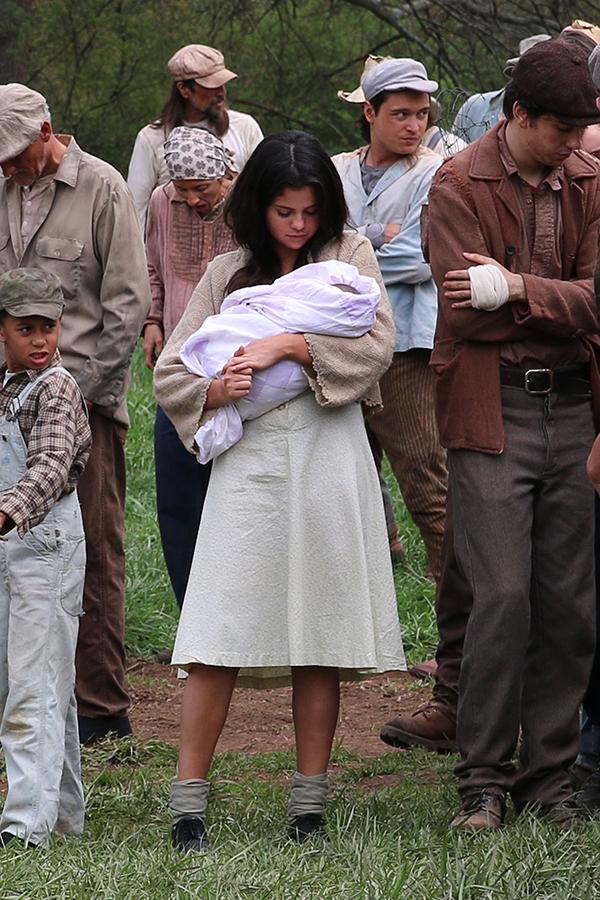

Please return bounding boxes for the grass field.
[1,347,596,899]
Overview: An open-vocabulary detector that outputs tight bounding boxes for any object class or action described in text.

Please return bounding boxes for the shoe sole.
[379,725,457,754]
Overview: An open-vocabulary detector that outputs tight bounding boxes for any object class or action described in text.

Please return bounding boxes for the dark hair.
[359,90,392,142]
[502,81,544,120]
[224,131,347,292]
[151,81,196,136]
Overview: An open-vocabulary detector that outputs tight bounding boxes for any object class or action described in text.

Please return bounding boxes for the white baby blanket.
[180,260,381,463]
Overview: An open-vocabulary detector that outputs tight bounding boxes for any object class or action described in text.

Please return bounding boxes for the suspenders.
[6,366,87,421]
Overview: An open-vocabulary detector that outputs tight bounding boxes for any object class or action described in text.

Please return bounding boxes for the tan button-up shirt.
[0,136,152,425]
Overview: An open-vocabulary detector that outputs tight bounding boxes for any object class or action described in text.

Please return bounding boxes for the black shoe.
[78,715,133,745]
[516,796,580,829]
[578,766,600,813]
[570,760,596,792]
[288,813,325,843]
[171,817,209,853]
[0,832,18,848]
[0,831,38,849]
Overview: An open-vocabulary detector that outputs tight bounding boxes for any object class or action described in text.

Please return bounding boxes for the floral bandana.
[164,126,232,181]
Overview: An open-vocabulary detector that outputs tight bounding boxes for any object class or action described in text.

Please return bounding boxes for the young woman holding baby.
[154,130,405,852]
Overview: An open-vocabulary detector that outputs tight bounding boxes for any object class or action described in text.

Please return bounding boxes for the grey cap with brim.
[0,83,48,164]
[361,58,438,101]
[0,268,65,319]
[503,33,552,76]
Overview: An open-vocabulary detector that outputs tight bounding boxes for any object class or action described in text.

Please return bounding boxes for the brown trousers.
[432,485,471,713]
[450,387,596,805]
[367,349,448,577]
[75,411,130,718]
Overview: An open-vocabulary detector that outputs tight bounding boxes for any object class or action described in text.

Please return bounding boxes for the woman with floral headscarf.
[143,126,237,616]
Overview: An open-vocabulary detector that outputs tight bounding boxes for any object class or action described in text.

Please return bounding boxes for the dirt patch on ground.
[127,658,429,756]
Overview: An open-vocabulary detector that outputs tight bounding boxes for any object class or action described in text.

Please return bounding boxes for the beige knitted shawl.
[153,232,394,451]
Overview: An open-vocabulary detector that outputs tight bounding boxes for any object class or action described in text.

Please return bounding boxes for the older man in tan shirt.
[0,83,151,743]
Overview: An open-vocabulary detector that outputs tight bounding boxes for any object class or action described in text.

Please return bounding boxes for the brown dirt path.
[127,659,428,756]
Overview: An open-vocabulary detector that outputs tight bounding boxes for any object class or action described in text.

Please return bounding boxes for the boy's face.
[0,313,60,372]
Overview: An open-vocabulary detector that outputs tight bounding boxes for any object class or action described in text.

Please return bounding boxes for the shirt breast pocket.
[35,236,84,303]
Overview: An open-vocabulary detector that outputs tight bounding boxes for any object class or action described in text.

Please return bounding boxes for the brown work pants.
[367,349,448,577]
[75,411,130,719]
[432,485,471,713]
[451,386,596,806]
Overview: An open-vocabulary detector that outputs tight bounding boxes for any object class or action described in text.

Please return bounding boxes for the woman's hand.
[143,323,164,370]
[443,252,525,309]
[224,334,311,373]
[205,365,252,409]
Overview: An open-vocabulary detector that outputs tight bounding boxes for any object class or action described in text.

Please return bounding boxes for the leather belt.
[499,365,591,396]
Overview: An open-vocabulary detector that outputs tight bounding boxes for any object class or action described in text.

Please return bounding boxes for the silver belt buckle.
[524,368,553,395]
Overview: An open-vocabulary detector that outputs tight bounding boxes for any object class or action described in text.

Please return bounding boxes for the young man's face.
[364,90,430,158]
[521,112,586,168]
[0,314,60,372]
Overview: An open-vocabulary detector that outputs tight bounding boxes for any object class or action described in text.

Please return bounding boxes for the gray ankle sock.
[287,771,328,822]
[169,778,210,824]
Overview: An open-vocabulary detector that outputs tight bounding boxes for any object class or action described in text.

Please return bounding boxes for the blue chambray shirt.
[452,89,505,144]
[332,148,442,352]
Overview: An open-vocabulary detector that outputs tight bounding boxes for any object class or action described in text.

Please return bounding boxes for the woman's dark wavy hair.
[224,130,347,293]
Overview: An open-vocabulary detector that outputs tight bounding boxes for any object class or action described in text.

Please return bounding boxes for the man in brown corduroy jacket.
[425,39,600,831]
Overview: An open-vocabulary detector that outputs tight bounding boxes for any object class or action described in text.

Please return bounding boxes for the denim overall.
[0,366,86,846]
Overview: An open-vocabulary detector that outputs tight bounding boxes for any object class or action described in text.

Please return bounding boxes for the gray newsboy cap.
[361,58,438,101]
[0,83,48,163]
[0,269,65,319]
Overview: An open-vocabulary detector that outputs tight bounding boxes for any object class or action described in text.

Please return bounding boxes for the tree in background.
[2,0,597,174]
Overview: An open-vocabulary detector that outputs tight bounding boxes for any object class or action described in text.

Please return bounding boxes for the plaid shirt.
[0,351,92,535]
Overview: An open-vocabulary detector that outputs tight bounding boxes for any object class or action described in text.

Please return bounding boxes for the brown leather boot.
[380,701,457,753]
[450,790,506,831]
[408,658,438,680]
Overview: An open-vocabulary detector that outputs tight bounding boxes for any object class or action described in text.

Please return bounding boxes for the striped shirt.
[0,351,91,535]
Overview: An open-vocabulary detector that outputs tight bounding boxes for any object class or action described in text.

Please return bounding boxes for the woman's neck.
[277,248,299,275]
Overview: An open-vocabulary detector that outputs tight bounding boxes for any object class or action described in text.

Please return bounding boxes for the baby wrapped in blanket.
[180,260,381,463]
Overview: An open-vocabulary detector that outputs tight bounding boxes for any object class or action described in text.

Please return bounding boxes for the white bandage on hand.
[467,264,510,311]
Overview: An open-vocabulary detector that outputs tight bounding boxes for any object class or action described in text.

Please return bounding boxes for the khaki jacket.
[0,137,151,425]
[424,123,600,453]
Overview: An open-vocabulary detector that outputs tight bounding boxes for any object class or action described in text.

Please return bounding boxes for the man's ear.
[39,121,53,143]
[363,101,376,125]
[596,97,600,112]
[512,101,529,129]
[176,80,192,100]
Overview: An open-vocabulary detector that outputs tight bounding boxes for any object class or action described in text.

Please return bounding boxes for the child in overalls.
[0,268,91,848]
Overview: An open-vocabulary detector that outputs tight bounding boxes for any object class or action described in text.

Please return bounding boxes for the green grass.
[3,345,591,897]
[2,742,599,898]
